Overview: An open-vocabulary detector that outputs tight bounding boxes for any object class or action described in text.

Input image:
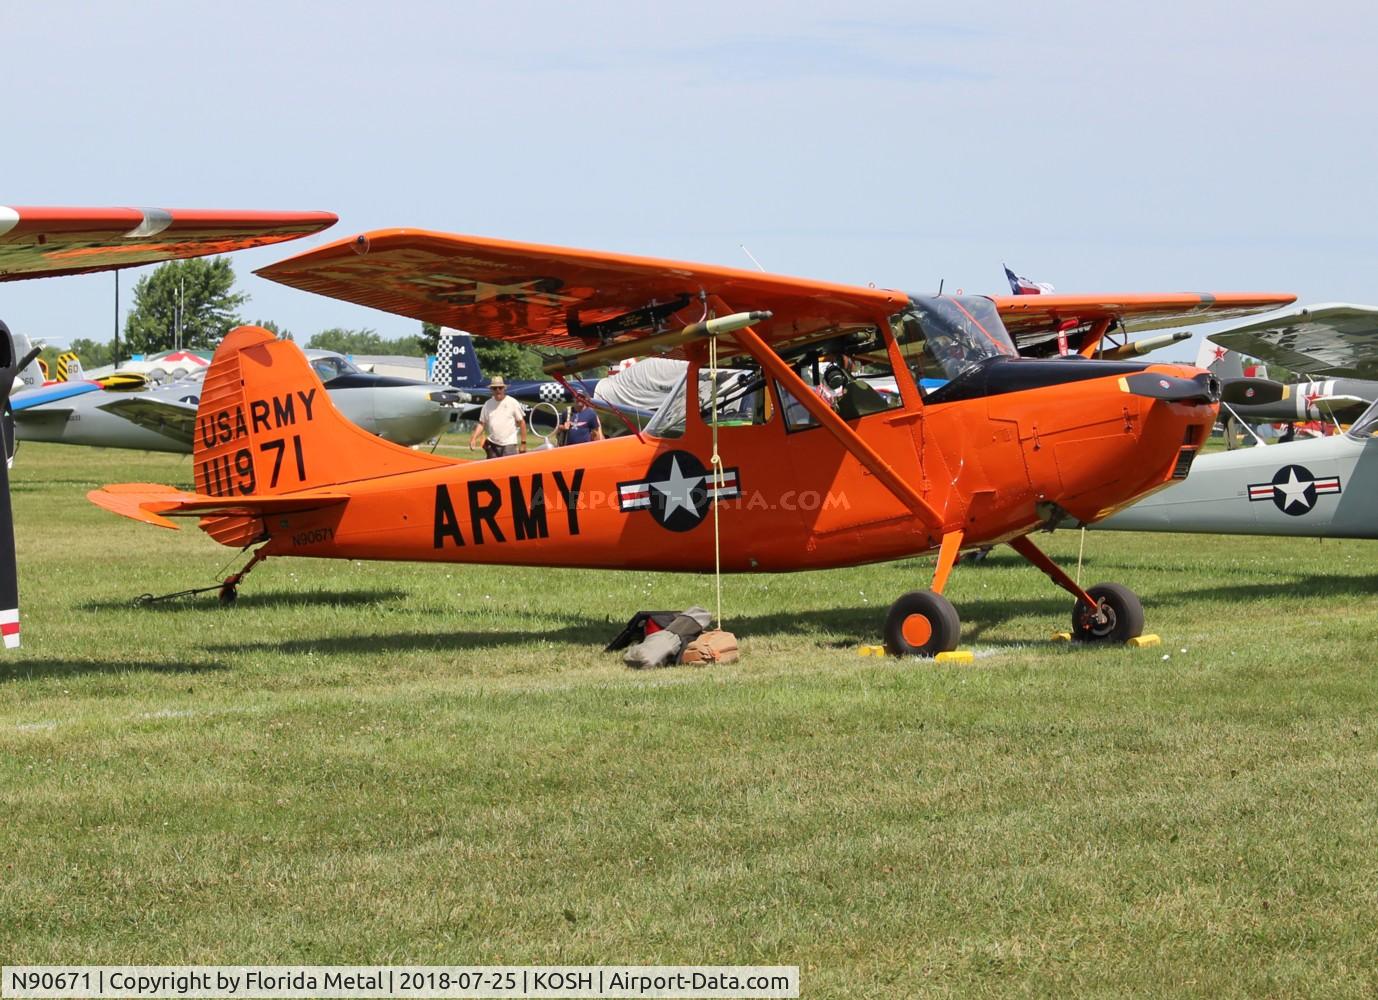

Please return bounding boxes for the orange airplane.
[90,230,1292,656]
[0,205,337,649]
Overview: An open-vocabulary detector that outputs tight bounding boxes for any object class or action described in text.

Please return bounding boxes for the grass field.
[3,440,1377,997]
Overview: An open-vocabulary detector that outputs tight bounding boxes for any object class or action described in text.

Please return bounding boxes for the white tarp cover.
[593,357,690,413]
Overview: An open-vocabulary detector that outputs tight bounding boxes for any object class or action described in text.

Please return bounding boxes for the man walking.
[469,376,527,458]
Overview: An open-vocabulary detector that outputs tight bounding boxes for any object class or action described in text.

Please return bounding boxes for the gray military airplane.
[12,347,463,452]
[1100,303,1378,537]
[1097,403,1377,536]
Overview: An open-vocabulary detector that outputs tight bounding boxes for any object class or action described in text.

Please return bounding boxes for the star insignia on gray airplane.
[1247,464,1341,516]
[618,450,741,532]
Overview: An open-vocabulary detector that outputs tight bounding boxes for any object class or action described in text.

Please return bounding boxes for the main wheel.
[884,590,961,658]
[1071,583,1144,643]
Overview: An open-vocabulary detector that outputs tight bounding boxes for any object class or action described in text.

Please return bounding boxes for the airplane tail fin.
[436,328,485,390]
[193,326,452,498]
[4,326,45,390]
[1195,340,1245,379]
[57,352,83,382]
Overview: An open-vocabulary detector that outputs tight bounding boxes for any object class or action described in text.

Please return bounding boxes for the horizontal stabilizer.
[1311,394,1370,421]
[12,407,72,426]
[87,482,348,530]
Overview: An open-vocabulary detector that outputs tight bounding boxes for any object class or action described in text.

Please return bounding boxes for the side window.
[774,330,904,432]
[699,369,772,427]
[777,380,819,431]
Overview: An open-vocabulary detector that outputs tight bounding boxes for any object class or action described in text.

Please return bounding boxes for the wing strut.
[729,324,945,532]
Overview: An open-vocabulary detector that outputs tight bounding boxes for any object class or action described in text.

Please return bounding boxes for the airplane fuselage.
[232,359,1215,573]
[1098,433,1378,538]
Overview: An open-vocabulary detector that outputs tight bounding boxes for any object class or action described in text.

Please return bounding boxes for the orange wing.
[257,229,908,354]
[994,292,1297,356]
[257,228,1295,361]
[0,206,337,281]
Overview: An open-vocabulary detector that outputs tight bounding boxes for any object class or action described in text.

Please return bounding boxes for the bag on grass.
[623,606,711,668]
[679,629,739,665]
[605,610,679,651]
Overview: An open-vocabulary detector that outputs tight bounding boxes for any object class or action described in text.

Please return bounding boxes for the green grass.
[3,441,1378,997]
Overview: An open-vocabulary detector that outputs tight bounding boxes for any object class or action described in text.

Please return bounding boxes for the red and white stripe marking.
[619,483,651,511]
[706,468,739,500]
[1,608,19,649]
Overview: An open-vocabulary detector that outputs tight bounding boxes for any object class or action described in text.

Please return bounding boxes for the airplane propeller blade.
[1220,377,1285,406]
[1122,371,1221,405]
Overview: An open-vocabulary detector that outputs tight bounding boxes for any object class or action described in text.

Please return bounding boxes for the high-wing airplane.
[13,348,462,453]
[1100,303,1378,538]
[1098,398,1378,537]
[0,204,336,648]
[89,229,1292,656]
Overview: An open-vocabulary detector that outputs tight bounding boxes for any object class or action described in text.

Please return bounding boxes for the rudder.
[435,328,484,390]
[194,326,451,497]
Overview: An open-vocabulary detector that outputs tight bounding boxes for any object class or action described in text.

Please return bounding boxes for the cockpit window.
[646,367,773,438]
[699,369,771,426]
[1347,398,1378,439]
[309,354,361,383]
[890,295,1018,387]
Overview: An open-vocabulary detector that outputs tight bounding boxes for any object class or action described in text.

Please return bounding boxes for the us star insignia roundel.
[617,450,741,532]
[1247,464,1341,516]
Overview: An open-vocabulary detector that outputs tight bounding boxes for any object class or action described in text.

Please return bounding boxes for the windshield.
[1347,398,1378,439]
[889,295,1018,384]
[308,354,363,383]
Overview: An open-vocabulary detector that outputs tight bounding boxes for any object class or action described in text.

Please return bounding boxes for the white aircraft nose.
[375,386,453,444]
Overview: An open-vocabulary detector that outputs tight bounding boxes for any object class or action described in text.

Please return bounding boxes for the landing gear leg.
[1007,534,1144,643]
[884,530,964,658]
[218,546,269,605]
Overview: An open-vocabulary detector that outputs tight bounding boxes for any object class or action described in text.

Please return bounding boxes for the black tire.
[1071,582,1144,643]
[883,590,961,658]
[218,583,238,605]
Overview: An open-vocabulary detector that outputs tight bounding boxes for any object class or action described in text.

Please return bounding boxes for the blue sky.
[4,1,1375,358]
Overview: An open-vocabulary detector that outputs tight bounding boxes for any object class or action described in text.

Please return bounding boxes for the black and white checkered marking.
[537,382,571,404]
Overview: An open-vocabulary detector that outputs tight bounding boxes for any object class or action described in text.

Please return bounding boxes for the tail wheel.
[883,590,960,658]
[1071,583,1144,643]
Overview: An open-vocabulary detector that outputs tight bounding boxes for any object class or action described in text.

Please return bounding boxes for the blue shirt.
[565,406,600,444]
